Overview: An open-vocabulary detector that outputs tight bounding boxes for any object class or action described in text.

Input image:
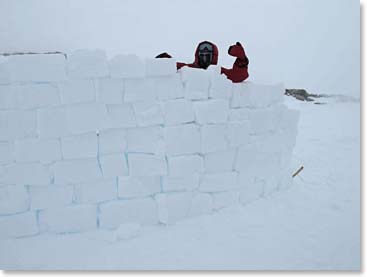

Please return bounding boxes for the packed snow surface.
[0,97,360,270]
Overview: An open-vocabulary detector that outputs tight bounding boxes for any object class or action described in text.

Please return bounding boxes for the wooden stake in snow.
[292,166,304,178]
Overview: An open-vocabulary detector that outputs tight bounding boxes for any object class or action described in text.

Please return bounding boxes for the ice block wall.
[0,50,299,239]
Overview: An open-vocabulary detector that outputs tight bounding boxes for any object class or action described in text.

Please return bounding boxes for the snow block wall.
[0,51,299,239]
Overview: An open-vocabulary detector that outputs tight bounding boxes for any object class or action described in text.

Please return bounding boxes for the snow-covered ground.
[0,96,360,270]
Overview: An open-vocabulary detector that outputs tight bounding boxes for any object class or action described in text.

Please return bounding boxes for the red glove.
[228,42,245,58]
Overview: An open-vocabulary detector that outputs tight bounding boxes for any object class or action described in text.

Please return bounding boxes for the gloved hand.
[155,52,172,58]
[228,42,245,58]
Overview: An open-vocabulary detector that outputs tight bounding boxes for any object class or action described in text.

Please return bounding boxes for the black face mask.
[198,43,214,69]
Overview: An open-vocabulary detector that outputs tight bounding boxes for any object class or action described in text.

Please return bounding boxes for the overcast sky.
[0,0,360,96]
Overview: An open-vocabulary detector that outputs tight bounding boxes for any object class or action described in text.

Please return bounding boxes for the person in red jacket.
[156,41,249,83]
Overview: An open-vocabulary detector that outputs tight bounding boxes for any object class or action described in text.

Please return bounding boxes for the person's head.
[195,41,218,69]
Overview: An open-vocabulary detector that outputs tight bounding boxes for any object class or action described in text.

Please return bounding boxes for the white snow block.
[67,49,108,79]
[228,108,250,121]
[155,192,192,224]
[194,99,229,124]
[189,192,212,217]
[29,185,73,210]
[66,103,108,134]
[0,185,29,215]
[74,178,117,204]
[99,198,158,229]
[100,153,128,177]
[0,85,15,110]
[61,132,98,159]
[212,190,239,210]
[0,142,14,165]
[201,124,228,153]
[59,79,95,104]
[0,57,11,84]
[109,54,145,79]
[0,163,50,186]
[248,105,282,134]
[180,67,210,100]
[164,124,201,156]
[128,154,167,176]
[14,84,60,109]
[164,99,195,125]
[239,178,264,205]
[96,78,124,104]
[133,101,164,127]
[162,175,199,192]
[14,138,61,163]
[114,223,141,240]
[124,78,156,102]
[209,74,233,99]
[118,176,161,198]
[227,121,252,147]
[145,58,177,77]
[8,53,67,82]
[127,126,163,154]
[168,155,203,176]
[39,205,97,234]
[155,75,184,100]
[0,110,37,140]
[52,159,102,184]
[98,128,127,154]
[204,149,236,173]
[279,108,300,131]
[105,104,137,129]
[0,212,38,239]
[200,172,238,192]
[37,106,68,138]
[234,143,257,172]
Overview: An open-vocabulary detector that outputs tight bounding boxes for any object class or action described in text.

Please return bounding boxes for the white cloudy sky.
[0,0,360,96]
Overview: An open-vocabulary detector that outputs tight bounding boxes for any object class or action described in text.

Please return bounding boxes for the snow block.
[239,178,264,205]
[127,126,163,154]
[0,185,29,215]
[155,75,184,100]
[0,85,15,110]
[180,67,210,100]
[37,106,68,138]
[14,83,60,109]
[189,192,213,217]
[67,49,108,79]
[168,155,203,176]
[228,108,250,122]
[99,153,128,177]
[0,110,37,140]
[66,103,108,134]
[59,79,95,104]
[204,149,236,173]
[99,198,158,229]
[145,58,177,77]
[124,78,156,102]
[74,178,117,204]
[227,121,252,147]
[105,104,137,129]
[162,175,199,192]
[201,124,228,153]
[128,154,167,176]
[164,124,201,156]
[98,128,127,154]
[248,105,283,134]
[109,54,145,79]
[194,99,229,124]
[114,222,141,241]
[52,158,102,184]
[14,138,61,163]
[133,101,164,127]
[0,163,50,186]
[29,185,73,210]
[61,132,98,159]
[155,192,192,224]
[0,212,38,239]
[164,99,195,125]
[96,78,124,104]
[39,205,97,234]
[209,74,233,99]
[8,53,66,82]
[212,190,239,210]
[118,176,161,198]
[200,172,238,192]
[0,142,14,165]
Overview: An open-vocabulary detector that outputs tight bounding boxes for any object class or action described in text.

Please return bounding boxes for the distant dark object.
[285,89,322,103]
[0,51,67,58]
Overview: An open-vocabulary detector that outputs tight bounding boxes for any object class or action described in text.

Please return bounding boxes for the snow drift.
[0,50,299,239]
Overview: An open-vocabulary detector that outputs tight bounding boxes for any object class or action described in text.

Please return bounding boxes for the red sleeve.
[221,57,249,83]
